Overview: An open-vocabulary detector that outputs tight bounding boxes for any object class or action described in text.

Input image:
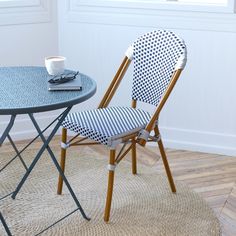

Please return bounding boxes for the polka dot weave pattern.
[132,30,186,106]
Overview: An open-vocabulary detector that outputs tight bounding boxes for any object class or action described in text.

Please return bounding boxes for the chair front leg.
[104,149,116,222]
[131,138,137,174]
[57,127,67,195]
[155,127,176,193]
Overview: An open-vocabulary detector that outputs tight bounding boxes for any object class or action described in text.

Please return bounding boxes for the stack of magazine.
[48,72,82,91]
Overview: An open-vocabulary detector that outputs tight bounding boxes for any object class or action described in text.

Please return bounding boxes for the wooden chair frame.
[57,55,183,222]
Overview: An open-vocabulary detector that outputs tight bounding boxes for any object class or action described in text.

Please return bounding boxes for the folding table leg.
[0,212,12,236]
[0,115,16,172]
[0,115,15,146]
[1,113,63,173]
[7,134,28,171]
[28,113,89,220]
[0,115,28,172]
[11,108,70,200]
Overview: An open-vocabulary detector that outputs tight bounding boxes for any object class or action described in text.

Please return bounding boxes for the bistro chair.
[57,30,187,222]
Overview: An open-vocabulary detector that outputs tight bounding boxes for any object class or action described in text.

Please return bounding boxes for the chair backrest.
[129,30,187,106]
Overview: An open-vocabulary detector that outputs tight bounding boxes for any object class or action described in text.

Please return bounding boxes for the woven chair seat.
[62,106,151,146]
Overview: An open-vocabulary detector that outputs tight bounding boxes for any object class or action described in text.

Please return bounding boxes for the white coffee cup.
[45,56,66,75]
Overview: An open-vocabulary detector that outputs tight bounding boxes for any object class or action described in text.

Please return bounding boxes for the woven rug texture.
[0,145,221,236]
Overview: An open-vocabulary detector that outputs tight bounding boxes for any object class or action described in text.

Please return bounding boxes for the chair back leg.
[131,138,137,174]
[104,149,116,222]
[57,127,67,195]
[131,100,137,175]
[155,127,176,193]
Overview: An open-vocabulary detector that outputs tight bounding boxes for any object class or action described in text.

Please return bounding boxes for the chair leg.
[57,128,67,195]
[131,138,137,174]
[155,127,176,193]
[104,149,116,222]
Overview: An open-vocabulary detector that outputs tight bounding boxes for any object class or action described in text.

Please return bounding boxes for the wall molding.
[4,119,236,156]
[76,0,236,13]
[0,0,40,8]
[67,0,236,33]
[156,126,236,156]
[0,0,52,26]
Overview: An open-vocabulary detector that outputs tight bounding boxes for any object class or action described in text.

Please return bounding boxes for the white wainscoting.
[67,0,236,33]
[0,0,52,25]
[57,0,236,156]
[160,127,236,156]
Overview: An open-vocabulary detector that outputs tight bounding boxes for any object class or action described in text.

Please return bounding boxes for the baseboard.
[153,126,236,157]
[1,116,236,156]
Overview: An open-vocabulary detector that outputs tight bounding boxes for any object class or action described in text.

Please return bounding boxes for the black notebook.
[48,74,82,91]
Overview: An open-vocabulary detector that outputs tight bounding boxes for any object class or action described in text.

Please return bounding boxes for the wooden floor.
[130,145,236,236]
[2,137,236,235]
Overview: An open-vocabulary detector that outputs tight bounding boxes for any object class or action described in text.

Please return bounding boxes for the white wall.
[0,0,59,140]
[57,0,236,156]
[0,0,58,66]
[1,0,236,156]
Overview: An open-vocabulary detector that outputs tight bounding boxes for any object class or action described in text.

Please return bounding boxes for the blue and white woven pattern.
[132,30,186,106]
[62,107,151,146]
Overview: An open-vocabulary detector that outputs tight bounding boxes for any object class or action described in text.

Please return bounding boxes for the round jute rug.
[0,146,221,236]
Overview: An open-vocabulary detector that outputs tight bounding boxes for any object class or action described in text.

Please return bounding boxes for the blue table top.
[0,67,97,115]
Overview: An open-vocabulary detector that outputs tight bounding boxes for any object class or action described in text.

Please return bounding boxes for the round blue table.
[0,66,96,235]
[0,66,96,115]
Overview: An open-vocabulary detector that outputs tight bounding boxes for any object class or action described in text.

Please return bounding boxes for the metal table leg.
[11,107,89,221]
[7,134,28,171]
[28,113,89,220]
[0,116,29,201]
[0,212,12,236]
[0,112,64,173]
[0,115,15,145]
[0,115,28,172]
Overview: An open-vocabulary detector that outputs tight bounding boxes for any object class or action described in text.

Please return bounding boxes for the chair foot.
[154,127,176,193]
[104,150,116,222]
[158,138,176,193]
